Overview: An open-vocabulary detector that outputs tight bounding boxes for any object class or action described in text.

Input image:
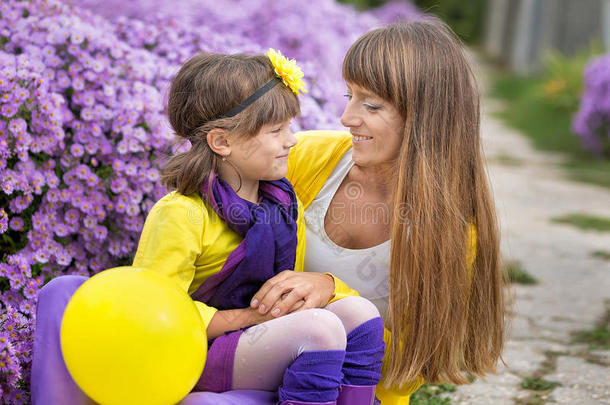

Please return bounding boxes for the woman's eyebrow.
[353,88,379,100]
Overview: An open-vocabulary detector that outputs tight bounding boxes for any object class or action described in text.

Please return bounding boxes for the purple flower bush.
[573,53,610,157]
[0,0,420,401]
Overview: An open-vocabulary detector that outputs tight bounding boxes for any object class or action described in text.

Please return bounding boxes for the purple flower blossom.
[0,209,7,234]
[9,217,24,232]
[573,53,610,157]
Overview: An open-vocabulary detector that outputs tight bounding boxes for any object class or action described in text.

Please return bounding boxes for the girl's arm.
[206,307,277,340]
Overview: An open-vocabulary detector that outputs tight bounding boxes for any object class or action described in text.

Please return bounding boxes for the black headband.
[210,77,282,122]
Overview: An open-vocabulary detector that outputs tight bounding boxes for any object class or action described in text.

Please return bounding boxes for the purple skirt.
[194,329,244,392]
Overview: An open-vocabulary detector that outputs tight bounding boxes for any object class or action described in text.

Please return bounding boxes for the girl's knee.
[351,296,381,320]
[298,309,346,351]
[325,296,381,333]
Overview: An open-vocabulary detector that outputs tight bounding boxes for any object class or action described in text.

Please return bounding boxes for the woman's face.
[341,82,404,168]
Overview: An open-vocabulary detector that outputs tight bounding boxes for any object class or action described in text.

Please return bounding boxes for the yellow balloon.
[60,267,207,405]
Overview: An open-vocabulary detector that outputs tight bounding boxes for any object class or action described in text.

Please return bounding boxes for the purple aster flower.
[19,299,35,317]
[31,212,45,230]
[54,222,70,237]
[94,225,108,240]
[8,273,25,290]
[33,249,50,264]
[110,177,127,193]
[112,159,125,171]
[64,208,80,223]
[58,188,72,202]
[1,102,18,117]
[9,217,24,232]
[1,181,14,195]
[70,143,85,157]
[0,208,7,234]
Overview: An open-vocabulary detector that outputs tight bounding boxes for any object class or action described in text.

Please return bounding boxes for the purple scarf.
[191,174,298,310]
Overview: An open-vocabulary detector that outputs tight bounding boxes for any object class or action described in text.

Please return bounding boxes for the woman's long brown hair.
[343,20,505,387]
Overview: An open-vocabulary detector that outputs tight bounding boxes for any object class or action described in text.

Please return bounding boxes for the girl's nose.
[284,129,297,148]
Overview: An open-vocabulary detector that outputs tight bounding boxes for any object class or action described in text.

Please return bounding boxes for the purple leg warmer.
[30,275,95,405]
[278,350,345,403]
[342,317,385,386]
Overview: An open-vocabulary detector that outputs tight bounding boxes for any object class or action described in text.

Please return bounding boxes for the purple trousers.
[30,275,276,405]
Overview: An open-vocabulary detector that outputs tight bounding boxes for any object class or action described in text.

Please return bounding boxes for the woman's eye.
[271,127,282,134]
[364,103,381,111]
[343,94,352,100]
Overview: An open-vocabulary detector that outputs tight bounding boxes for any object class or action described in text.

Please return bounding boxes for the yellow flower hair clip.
[267,48,308,96]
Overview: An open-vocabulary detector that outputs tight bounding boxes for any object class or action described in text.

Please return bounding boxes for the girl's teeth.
[355,136,372,141]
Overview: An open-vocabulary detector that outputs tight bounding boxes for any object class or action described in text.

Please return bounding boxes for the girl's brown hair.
[162,53,300,195]
[343,20,505,386]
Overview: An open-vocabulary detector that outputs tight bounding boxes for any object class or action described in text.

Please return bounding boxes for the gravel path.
[447,85,610,404]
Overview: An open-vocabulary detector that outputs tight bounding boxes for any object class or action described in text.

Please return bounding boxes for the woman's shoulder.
[287,130,352,209]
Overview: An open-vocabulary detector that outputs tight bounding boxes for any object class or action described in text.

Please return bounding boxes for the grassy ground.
[591,250,610,260]
[505,260,538,285]
[551,214,610,232]
[411,383,456,405]
[490,73,610,190]
[571,302,610,350]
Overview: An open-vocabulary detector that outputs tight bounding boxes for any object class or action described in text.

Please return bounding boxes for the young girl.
[31,50,385,405]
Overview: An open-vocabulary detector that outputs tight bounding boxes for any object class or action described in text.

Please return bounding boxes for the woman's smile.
[351,133,374,143]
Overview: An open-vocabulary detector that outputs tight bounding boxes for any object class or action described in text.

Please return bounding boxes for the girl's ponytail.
[160,136,216,196]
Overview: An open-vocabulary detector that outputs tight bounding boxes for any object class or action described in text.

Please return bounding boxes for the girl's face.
[340,82,404,168]
[228,119,297,182]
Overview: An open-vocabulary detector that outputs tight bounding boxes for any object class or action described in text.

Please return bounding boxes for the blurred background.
[0,0,609,403]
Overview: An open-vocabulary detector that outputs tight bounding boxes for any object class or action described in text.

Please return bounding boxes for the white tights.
[231,296,380,391]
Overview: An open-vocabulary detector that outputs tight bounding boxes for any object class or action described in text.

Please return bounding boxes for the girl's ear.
[206,129,231,157]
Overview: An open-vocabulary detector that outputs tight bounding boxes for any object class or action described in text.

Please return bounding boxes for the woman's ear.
[206,129,231,157]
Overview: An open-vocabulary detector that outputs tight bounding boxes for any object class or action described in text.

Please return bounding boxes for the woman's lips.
[352,134,373,143]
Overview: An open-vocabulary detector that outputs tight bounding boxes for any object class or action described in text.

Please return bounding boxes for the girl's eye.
[271,127,282,134]
[343,94,352,100]
[364,103,381,111]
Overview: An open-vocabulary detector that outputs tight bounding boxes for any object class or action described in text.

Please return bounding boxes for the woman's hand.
[250,271,335,318]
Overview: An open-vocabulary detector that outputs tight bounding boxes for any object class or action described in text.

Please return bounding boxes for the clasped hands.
[249,270,335,319]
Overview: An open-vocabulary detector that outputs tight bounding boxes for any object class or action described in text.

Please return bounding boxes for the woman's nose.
[340,104,361,128]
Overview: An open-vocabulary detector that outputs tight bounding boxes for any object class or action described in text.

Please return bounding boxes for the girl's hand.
[250,271,335,318]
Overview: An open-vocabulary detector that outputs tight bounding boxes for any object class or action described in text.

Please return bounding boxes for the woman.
[249,19,506,404]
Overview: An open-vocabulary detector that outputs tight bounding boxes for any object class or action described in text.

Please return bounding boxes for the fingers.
[270,289,306,317]
[250,271,291,312]
[250,271,333,316]
[286,299,306,313]
[290,295,318,313]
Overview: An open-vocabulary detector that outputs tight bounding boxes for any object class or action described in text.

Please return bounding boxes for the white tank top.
[303,149,391,318]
